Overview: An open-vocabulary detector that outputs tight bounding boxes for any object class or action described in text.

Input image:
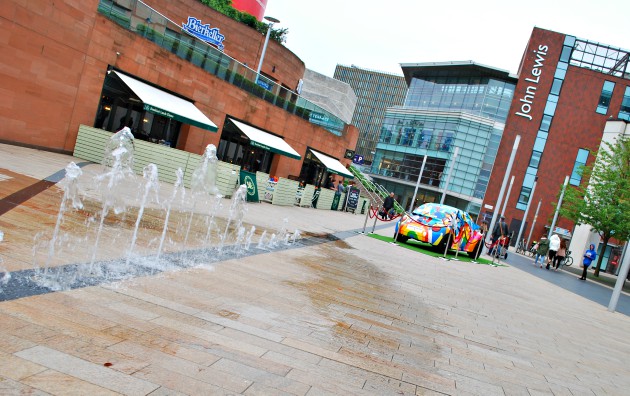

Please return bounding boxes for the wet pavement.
[1,143,630,395]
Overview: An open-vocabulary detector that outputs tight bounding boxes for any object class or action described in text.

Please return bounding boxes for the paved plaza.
[0,143,629,395]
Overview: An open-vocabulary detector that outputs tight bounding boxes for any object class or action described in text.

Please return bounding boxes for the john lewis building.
[480,27,629,266]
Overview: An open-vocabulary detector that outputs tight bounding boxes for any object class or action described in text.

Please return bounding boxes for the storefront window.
[94,72,182,148]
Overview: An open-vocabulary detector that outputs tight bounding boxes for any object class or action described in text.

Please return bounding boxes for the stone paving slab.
[1,144,630,395]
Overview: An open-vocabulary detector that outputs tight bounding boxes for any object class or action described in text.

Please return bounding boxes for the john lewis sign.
[515,44,549,121]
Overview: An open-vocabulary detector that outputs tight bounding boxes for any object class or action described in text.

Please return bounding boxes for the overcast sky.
[263,0,630,77]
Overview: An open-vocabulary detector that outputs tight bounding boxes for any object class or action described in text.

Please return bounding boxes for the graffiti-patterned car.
[394,203,484,258]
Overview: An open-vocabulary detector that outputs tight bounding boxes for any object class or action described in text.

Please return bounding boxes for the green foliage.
[559,136,630,275]
[199,0,287,43]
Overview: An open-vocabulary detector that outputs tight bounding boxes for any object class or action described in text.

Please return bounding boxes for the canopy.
[309,149,354,179]
[112,71,218,131]
[229,118,301,160]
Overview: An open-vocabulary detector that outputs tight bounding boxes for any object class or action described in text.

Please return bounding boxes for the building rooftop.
[400,61,517,86]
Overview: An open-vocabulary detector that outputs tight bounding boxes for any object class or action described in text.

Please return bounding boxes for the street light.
[256,16,280,79]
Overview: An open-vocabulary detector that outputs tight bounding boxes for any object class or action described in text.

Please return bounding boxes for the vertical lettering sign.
[515,45,549,121]
[182,17,226,51]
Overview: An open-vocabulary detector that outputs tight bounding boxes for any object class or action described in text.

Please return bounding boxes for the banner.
[239,170,259,202]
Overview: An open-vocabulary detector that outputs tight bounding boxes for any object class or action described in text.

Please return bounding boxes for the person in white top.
[546,233,561,270]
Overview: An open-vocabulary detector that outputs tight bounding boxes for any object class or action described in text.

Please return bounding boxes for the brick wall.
[0,0,358,179]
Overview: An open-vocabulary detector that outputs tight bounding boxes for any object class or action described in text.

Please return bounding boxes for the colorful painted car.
[394,203,484,258]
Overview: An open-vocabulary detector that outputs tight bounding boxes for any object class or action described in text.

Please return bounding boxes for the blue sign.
[182,17,225,51]
[352,154,364,165]
[256,77,272,91]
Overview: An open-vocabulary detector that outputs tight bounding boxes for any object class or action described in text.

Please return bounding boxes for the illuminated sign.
[515,44,548,121]
[182,17,225,51]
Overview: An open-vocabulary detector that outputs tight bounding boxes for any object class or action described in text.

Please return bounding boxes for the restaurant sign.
[182,17,225,51]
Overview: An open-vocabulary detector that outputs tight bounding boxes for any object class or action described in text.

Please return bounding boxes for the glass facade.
[371,109,503,213]
[333,65,408,165]
[405,76,514,122]
[368,63,515,215]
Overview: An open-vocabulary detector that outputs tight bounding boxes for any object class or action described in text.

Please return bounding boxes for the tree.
[558,135,630,277]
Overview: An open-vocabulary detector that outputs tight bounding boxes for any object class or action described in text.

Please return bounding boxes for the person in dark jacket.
[489,215,509,255]
[382,192,395,220]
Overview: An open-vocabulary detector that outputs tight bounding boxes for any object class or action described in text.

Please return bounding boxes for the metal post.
[409,155,427,212]
[501,175,515,217]
[370,207,379,233]
[516,177,537,251]
[548,175,569,238]
[441,232,452,259]
[609,242,630,312]
[486,135,521,244]
[525,200,542,249]
[440,147,459,205]
[256,23,273,77]
[360,204,371,234]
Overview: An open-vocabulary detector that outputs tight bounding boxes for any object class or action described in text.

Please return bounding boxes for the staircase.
[348,165,405,214]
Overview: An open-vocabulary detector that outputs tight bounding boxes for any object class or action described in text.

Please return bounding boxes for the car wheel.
[395,233,409,243]
[436,233,450,252]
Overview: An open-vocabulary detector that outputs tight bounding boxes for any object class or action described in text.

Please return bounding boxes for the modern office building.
[333,65,408,166]
[369,62,517,215]
[0,0,357,186]
[480,27,629,270]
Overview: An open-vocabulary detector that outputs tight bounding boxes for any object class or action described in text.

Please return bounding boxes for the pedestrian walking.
[552,238,567,271]
[546,233,561,270]
[534,235,549,268]
[488,215,509,255]
[579,244,597,280]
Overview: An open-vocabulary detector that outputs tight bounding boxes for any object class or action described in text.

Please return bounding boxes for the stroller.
[488,234,511,259]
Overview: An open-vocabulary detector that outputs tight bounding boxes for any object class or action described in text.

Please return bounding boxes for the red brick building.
[0,0,357,183]
[481,27,629,247]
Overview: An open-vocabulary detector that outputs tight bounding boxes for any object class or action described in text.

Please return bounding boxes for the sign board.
[239,170,259,202]
[345,187,360,213]
[256,77,273,91]
[352,154,364,165]
[312,187,321,208]
[344,149,355,159]
[181,17,225,51]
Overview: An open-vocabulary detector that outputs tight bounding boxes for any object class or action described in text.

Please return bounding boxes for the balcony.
[98,0,345,136]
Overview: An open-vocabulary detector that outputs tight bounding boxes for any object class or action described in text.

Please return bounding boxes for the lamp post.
[256,16,280,79]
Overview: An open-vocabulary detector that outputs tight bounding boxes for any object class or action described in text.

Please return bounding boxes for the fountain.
[156,168,185,261]
[90,127,136,270]
[1,132,314,298]
[126,163,160,267]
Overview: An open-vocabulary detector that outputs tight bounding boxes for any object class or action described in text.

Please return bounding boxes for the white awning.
[112,71,218,131]
[229,118,301,160]
[309,149,353,179]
